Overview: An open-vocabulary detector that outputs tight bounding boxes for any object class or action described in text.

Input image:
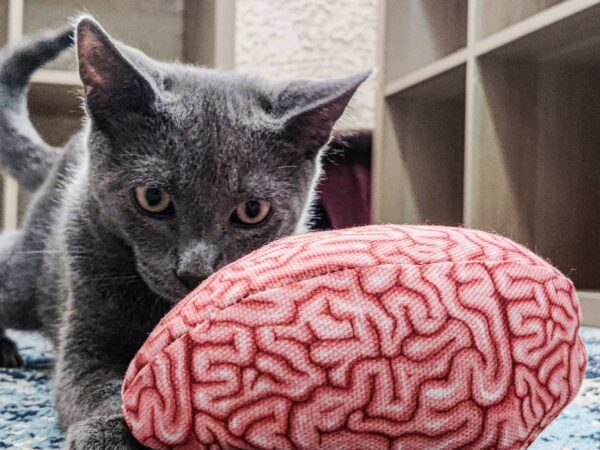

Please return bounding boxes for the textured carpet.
[1,327,599,449]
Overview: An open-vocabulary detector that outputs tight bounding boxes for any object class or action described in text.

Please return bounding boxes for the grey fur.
[0,27,73,191]
[0,17,368,449]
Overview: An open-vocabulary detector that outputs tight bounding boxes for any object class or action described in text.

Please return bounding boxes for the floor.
[1,327,599,449]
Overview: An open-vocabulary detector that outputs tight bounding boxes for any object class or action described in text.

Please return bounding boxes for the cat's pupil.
[145,188,163,207]
[245,201,261,218]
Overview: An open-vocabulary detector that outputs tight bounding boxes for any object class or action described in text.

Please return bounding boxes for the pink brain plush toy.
[122,225,587,450]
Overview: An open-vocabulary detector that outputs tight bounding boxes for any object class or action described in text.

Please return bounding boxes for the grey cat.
[0,16,368,449]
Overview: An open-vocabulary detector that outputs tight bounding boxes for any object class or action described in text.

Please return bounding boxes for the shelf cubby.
[475,0,600,60]
[383,0,467,83]
[470,56,600,289]
[28,80,83,146]
[475,0,566,38]
[376,65,465,226]
[375,0,600,325]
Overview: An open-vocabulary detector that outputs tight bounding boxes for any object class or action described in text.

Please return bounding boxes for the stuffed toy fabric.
[122,225,586,450]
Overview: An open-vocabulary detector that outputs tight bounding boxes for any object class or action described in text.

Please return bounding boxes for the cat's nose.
[176,271,203,290]
[176,240,224,290]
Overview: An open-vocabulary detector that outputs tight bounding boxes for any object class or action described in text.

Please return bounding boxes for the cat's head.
[75,17,369,303]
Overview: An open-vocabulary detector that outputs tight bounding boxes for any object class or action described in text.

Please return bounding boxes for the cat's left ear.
[276,71,371,156]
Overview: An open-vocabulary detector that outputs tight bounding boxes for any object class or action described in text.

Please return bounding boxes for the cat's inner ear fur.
[76,17,156,123]
[275,72,370,155]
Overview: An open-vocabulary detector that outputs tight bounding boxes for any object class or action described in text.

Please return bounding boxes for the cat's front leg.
[53,233,167,450]
[55,336,149,450]
[56,365,147,450]
[66,414,145,450]
[54,292,155,450]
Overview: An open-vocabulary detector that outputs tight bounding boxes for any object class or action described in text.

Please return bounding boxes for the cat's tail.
[0,26,74,191]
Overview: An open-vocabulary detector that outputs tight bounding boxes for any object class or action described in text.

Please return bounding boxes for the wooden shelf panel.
[465,59,538,247]
[0,0,7,45]
[579,291,600,326]
[31,69,80,87]
[384,49,467,97]
[375,66,466,225]
[475,0,600,60]
[183,0,235,69]
[383,0,467,82]
[17,189,30,226]
[475,0,566,39]
[23,0,186,70]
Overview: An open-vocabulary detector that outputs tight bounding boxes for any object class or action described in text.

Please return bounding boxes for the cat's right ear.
[76,17,156,125]
[273,72,370,158]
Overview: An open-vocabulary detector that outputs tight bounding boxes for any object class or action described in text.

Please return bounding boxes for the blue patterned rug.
[1,327,600,449]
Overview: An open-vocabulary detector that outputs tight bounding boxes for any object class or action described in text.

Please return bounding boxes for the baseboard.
[579,290,600,327]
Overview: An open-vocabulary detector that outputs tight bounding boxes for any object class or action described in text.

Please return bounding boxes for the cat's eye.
[132,187,175,217]
[230,200,272,227]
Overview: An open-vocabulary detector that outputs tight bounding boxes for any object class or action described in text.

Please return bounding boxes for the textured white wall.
[235,0,377,129]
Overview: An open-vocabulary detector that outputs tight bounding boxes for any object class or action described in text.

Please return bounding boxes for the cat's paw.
[0,334,23,368]
[66,415,146,450]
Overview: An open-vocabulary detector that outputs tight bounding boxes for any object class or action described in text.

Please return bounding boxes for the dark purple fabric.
[318,130,372,229]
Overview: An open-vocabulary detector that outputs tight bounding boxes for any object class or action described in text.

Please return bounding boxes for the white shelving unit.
[374,0,600,326]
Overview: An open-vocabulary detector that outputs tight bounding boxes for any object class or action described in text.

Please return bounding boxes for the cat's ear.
[76,17,156,124]
[276,72,370,156]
